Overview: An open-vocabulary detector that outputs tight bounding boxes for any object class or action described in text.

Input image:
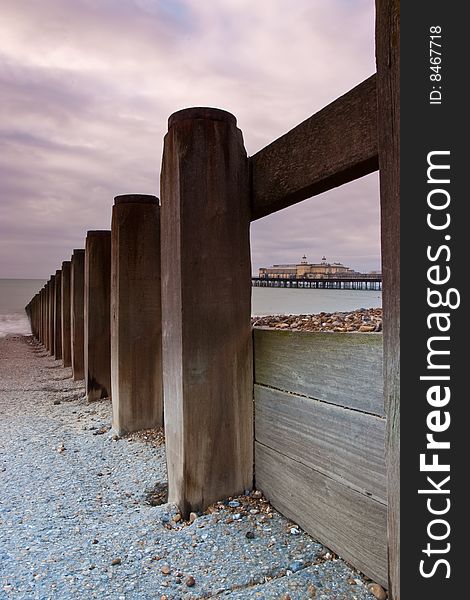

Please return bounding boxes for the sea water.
[0,279,382,337]
[0,279,46,337]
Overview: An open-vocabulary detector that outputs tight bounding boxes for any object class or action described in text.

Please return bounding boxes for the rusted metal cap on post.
[114,194,159,205]
[168,107,237,129]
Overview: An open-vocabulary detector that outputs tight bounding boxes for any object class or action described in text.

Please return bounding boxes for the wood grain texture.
[111,196,163,434]
[250,75,378,220]
[254,329,384,415]
[160,108,253,517]
[71,250,85,381]
[376,1,400,597]
[255,384,386,503]
[255,443,388,586]
[61,261,72,368]
[54,270,62,360]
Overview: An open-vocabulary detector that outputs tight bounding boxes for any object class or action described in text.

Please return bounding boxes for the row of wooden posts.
[26,108,253,520]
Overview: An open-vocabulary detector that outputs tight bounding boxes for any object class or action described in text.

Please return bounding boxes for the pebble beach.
[0,334,383,600]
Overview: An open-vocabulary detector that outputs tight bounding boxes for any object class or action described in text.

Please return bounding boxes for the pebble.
[189,512,198,524]
[252,308,382,334]
[245,531,255,539]
[290,527,301,535]
[185,575,196,587]
[228,500,240,508]
[289,560,304,573]
[161,565,171,575]
[368,583,387,599]
[111,558,121,566]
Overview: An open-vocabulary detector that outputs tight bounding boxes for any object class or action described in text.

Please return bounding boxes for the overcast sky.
[0,0,379,278]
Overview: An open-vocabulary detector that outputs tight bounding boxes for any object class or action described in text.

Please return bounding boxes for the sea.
[0,279,382,337]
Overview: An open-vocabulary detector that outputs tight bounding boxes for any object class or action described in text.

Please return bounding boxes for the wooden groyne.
[24,1,399,595]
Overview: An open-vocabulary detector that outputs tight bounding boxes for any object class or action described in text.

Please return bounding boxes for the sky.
[0,0,379,278]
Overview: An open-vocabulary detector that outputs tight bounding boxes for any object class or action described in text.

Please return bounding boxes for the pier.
[252,276,382,291]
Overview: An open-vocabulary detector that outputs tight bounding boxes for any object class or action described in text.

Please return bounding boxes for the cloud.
[0,0,377,278]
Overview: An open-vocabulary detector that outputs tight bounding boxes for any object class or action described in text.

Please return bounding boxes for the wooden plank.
[250,75,378,220]
[255,443,388,587]
[255,384,386,503]
[376,1,400,597]
[254,329,384,416]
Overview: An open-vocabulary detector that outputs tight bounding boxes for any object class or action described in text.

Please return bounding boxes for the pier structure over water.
[252,275,382,291]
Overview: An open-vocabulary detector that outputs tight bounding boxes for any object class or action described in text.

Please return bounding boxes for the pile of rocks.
[252,308,382,333]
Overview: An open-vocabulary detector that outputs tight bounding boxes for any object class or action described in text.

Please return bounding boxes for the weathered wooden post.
[376,1,400,597]
[161,107,253,516]
[84,231,111,401]
[71,249,85,381]
[54,269,62,360]
[43,284,49,350]
[111,194,163,434]
[61,260,72,367]
[43,285,48,349]
[48,275,55,356]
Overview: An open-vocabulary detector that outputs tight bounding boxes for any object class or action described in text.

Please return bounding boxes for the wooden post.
[54,269,62,360]
[84,231,111,401]
[43,284,49,350]
[71,249,85,381]
[61,261,72,367]
[111,194,163,434]
[376,1,400,598]
[48,275,55,356]
[161,107,253,516]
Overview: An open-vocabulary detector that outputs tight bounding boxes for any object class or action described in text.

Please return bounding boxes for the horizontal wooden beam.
[250,74,378,220]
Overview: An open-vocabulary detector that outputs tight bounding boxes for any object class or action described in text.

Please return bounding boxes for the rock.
[161,565,171,575]
[290,527,300,535]
[245,531,255,539]
[289,560,303,572]
[189,512,198,524]
[359,325,375,332]
[53,400,61,405]
[111,558,121,566]
[172,513,182,522]
[233,513,241,520]
[252,490,262,499]
[307,583,317,598]
[228,500,240,508]
[368,583,387,599]
[280,595,291,600]
[185,575,196,587]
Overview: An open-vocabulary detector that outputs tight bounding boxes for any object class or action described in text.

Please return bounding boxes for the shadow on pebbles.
[0,336,383,600]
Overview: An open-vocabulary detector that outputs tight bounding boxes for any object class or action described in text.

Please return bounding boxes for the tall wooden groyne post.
[61,260,72,367]
[111,194,163,434]
[84,231,111,401]
[48,275,55,356]
[54,269,62,360]
[161,108,253,516]
[71,249,85,380]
